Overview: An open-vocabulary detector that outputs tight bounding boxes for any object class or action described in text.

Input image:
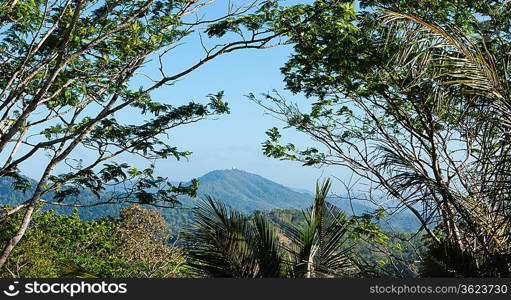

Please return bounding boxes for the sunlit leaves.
[0,206,188,277]
[253,0,511,277]
[184,179,354,278]
[205,1,279,38]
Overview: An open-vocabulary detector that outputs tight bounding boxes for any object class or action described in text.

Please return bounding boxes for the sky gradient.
[17,0,349,193]
[115,0,346,193]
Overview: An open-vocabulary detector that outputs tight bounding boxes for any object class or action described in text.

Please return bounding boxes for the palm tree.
[182,179,353,278]
[182,196,283,277]
[284,179,353,278]
[382,10,511,277]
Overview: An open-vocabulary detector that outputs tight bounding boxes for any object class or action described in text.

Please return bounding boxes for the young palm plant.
[183,179,354,278]
[284,179,353,278]
[382,10,511,277]
[182,196,284,278]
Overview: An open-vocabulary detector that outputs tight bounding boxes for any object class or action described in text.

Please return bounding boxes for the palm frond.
[184,180,354,278]
[382,10,506,102]
[382,10,511,133]
[251,213,284,277]
[383,11,511,274]
[183,196,283,278]
[183,196,258,277]
[285,179,353,277]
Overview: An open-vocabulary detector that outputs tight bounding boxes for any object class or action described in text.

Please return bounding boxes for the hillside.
[0,169,318,221]
[0,176,121,220]
[0,169,421,233]
[189,169,313,212]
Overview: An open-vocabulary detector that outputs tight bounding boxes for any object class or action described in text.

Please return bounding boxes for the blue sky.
[11,0,348,193]
[139,39,336,192]
[119,0,346,192]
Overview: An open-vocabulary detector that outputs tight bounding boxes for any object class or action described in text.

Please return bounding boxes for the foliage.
[0,205,187,278]
[0,0,332,266]
[0,169,423,233]
[263,206,425,277]
[183,196,284,278]
[284,179,354,277]
[252,0,511,276]
[114,204,188,278]
[183,179,356,278]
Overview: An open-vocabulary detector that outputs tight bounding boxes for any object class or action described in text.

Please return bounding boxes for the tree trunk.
[0,203,36,268]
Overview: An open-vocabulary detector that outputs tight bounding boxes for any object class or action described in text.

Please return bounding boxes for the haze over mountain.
[189,169,315,212]
[1,169,322,215]
[0,169,421,232]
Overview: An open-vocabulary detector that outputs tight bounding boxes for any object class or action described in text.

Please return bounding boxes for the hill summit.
[0,169,421,232]
[190,169,312,213]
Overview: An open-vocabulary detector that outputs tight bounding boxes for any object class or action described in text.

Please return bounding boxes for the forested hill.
[0,175,121,220]
[0,169,421,232]
[0,169,318,214]
[191,169,312,212]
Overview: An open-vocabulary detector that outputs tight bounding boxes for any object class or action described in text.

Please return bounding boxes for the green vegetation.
[0,170,421,233]
[183,180,355,278]
[0,204,188,278]
[253,0,511,277]
[0,0,322,268]
[182,179,425,278]
[261,209,425,277]
[186,169,312,213]
[1,176,424,278]
[1,0,510,278]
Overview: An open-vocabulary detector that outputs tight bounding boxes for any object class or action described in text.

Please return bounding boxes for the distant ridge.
[0,168,318,215]
[0,169,421,232]
[288,187,314,195]
[188,168,313,213]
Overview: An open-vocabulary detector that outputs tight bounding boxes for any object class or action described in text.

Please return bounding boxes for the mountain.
[1,169,320,217]
[289,187,314,195]
[185,169,379,215]
[0,169,421,232]
[0,176,32,204]
[189,169,313,212]
[0,175,121,220]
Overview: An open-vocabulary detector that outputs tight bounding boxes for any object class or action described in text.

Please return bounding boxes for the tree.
[0,205,187,278]
[0,0,335,268]
[113,204,188,278]
[183,196,284,277]
[382,10,511,277]
[284,179,353,278]
[183,179,354,278]
[251,0,511,276]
